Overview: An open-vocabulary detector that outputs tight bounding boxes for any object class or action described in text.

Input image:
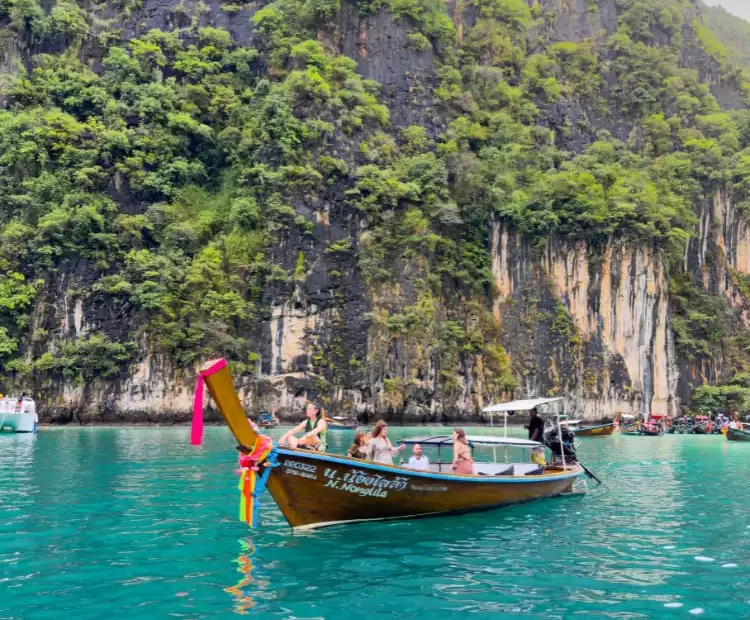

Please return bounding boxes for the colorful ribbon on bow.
[191,358,227,445]
[237,435,277,528]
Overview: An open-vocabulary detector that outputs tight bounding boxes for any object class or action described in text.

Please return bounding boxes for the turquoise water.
[2,428,750,619]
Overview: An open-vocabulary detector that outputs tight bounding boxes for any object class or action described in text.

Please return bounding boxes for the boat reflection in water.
[191,360,587,531]
[224,539,260,614]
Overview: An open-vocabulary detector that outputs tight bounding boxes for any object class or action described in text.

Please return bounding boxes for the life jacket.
[305,415,327,452]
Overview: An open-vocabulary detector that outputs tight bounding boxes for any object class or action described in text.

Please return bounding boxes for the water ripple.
[2,429,749,619]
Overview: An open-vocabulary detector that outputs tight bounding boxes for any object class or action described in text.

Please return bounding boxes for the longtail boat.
[324,415,358,430]
[191,361,586,530]
[620,423,658,436]
[726,425,750,442]
[693,415,713,435]
[256,411,279,428]
[574,422,616,437]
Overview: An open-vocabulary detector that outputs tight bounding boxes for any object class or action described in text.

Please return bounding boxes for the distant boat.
[640,425,663,436]
[0,397,37,433]
[324,416,357,430]
[192,365,587,531]
[620,419,662,436]
[693,415,713,435]
[574,423,616,437]
[256,411,280,428]
[668,417,692,434]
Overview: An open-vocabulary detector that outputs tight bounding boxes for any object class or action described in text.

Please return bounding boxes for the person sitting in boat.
[451,428,474,475]
[365,420,405,465]
[279,402,328,452]
[407,444,430,471]
[347,430,367,459]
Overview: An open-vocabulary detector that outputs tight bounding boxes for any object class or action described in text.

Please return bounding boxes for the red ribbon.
[191,358,228,446]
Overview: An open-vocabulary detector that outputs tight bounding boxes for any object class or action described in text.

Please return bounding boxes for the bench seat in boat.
[424,462,545,476]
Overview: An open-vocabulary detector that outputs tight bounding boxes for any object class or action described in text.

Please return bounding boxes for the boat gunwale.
[274,447,584,483]
[726,427,750,441]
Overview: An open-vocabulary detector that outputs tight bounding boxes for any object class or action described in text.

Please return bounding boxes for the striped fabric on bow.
[237,436,276,528]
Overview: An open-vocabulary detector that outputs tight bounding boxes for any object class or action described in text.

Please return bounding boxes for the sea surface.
[2,427,750,619]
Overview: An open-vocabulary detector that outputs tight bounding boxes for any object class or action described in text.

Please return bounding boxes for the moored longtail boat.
[726,426,750,442]
[574,423,616,437]
[693,415,713,435]
[324,415,358,430]
[192,360,586,530]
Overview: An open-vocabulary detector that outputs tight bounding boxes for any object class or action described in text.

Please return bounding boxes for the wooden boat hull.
[693,425,712,435]
[726,428,750,442]
[574,423,616,437]
[265,449,583,529]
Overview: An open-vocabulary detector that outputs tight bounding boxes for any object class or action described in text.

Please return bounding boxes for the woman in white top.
[365,420,406,465]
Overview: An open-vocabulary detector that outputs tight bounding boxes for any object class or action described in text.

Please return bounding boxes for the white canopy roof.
[482,397,563,413]
[401,435,543,449]
[466,435,543,448]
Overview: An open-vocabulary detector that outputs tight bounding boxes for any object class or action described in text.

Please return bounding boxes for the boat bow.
[193,358,278,528]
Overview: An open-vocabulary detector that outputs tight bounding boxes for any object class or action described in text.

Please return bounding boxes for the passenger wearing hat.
[279,401,328,452]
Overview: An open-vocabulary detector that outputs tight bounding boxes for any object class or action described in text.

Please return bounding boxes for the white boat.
[0,397,37,433]
[553,414,583,429]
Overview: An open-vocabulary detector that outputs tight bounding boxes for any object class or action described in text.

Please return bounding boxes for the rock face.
[491,223,679,419]
[34,194,750,424]
[3,0,750,423]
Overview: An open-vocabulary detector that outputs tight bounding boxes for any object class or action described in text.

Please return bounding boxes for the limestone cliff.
[1,0,750,423]
[491,223,680,419]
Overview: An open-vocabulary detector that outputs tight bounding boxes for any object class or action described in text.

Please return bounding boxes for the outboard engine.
[544,425,578,464]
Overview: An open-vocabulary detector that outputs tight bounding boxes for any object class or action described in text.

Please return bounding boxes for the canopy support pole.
[558,414,566,470]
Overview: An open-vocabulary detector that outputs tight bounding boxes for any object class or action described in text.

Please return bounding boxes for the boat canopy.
[482,397,563,413]
[400,435,543,449]
[482,397,564,431]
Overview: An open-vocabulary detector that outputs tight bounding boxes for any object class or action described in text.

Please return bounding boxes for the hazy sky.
[703,0,750,23]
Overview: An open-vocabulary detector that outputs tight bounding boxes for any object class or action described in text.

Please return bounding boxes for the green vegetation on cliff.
[0,0,749,410]
[700,2,750,70]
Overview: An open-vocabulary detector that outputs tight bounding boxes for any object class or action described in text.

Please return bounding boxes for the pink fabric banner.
[191,358,228,446]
